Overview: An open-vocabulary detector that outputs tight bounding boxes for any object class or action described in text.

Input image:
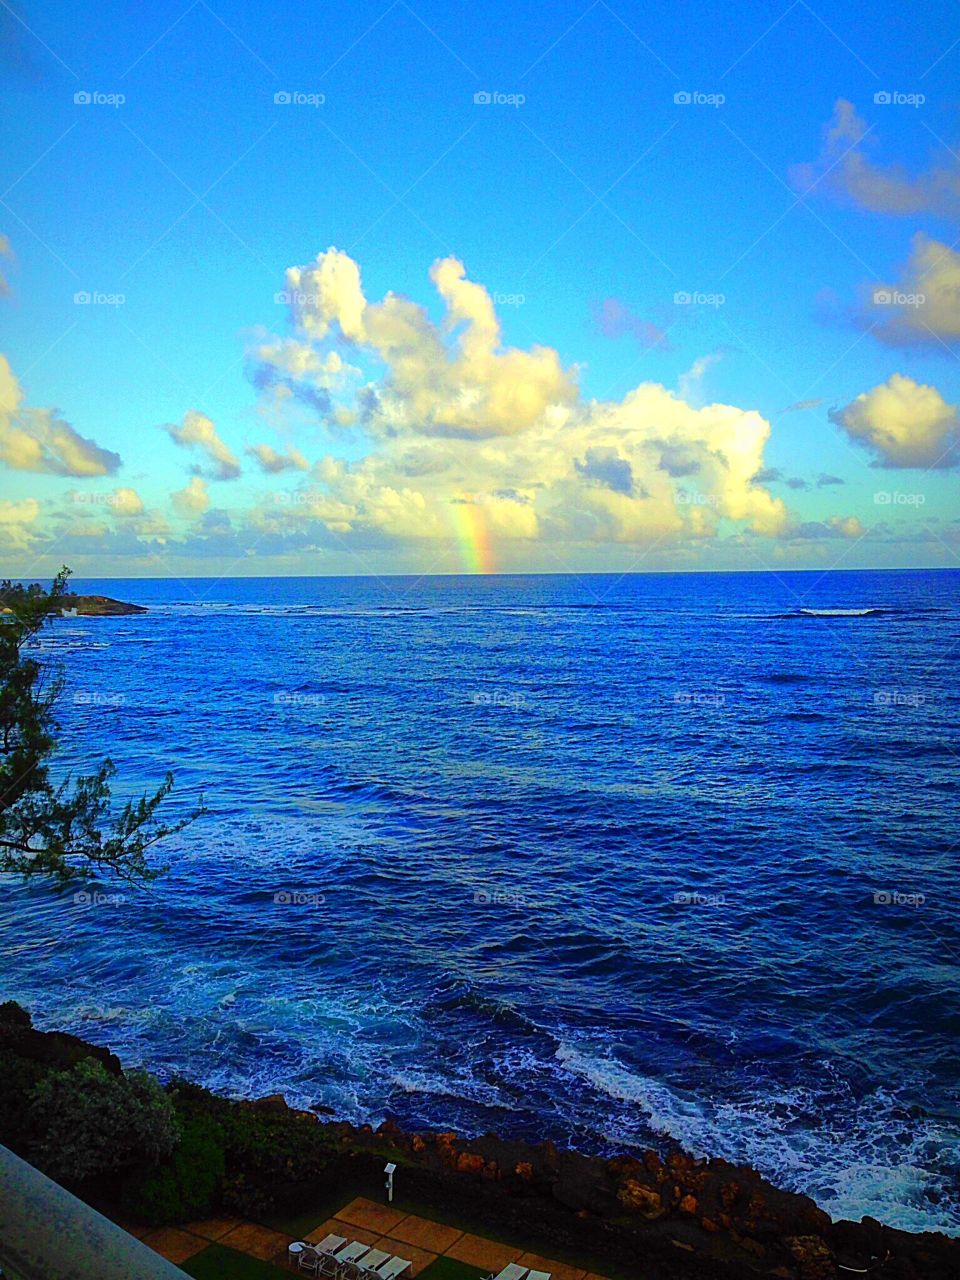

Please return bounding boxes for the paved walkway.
[139,1195,610,1278]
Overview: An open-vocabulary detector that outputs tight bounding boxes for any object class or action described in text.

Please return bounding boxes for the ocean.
[1,569,958,1233]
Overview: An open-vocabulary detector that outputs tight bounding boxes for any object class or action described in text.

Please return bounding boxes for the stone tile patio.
[445,1231,522,1271]
[307,1215,384,1250]
[141,1193,607,1279]
[219,1221,292,1260]
[183,1215,244,1241]
[388,1213,464,1253]
[140,1225,210,1265]
[517,1251,590,1280]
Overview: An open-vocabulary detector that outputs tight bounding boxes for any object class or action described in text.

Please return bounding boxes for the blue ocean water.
[2,569,959,1233]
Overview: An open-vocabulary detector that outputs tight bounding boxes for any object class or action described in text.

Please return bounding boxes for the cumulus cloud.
[795,109,960,347]
[657,443,701,478]
[244,250,793,550]
[282,247,578,438]
[108,486,145,517]
[831,373,959,469]
[792,100,960,216]
[247,442,310,473]
[864,234,960,347]
[260,386,790,550]
[0,354,121,476]
[162,409,240,480]
[574,446,636,495]
[172,475,210,517]
[0,497,40,549]
[791,515,865,540]
[246,338,359,416]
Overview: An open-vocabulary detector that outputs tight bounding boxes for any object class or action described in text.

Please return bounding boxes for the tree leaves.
[0,567,203,881]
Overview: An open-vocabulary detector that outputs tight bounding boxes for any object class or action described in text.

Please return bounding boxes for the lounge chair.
[334,1242,374,1279]
[310,1235,347,1276]
[315,1234,348,1255]
[486,1267,528,1280]
[355,1247,391,1277]
[298,1247,322,1274]
[335,1242,372,1265]
[376,1257,413,1279]
[526,1272,552,1280]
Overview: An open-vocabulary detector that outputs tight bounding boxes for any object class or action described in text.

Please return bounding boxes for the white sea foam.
[555,1041,960,1233]
[799,607,878,617]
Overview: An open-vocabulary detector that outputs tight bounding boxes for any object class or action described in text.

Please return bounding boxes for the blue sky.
[2,0,959,577]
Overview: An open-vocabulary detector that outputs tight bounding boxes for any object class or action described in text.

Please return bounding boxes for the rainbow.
[450,501,495,574]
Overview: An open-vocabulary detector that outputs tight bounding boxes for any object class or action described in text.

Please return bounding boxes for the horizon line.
[9,564,959,582]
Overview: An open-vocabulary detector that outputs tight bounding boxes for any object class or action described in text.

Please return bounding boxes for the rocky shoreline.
[1,1005,957,1280]
[295,1110,957,1280]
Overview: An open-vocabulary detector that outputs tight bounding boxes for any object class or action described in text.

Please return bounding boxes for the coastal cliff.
[1,1004,956,1280]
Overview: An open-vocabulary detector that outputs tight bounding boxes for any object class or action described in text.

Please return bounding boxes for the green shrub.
[219,1109,342,1218]
[0,1050,47,1154]
[166,1081,340,1219]
[29,1058,180,1184]
[120,1116,226,1225]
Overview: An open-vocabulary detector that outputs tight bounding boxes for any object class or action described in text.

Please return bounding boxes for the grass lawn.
[419,1259,487,1280]
[260,1197,345,1239]
[257,1174,384,1236]
[180,1243,289,1279]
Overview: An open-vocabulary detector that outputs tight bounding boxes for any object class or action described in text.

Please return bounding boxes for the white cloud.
[163,409,240,480]
[246,442,310,473]
[247,251,792,549]
[283,247,578,438]
[109,486,145,517]
[866,234,960,347]
[171,475,210,517]
[831,373,959,469]
[247,337,357,416]
[0,354,121,476]
[0,496,40,549]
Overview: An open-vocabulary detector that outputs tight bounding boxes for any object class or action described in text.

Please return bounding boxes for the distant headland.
[56,593,147,617]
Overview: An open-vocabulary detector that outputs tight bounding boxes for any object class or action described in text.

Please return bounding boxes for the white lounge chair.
[487,1267,528,1280]
[376,1257,413,1279]
[527,1272,552,1280]
[298,1247,322,1274]
[335,1241,374,1279]
[335,1242,372,1264]
[355,1247,391,1277]
[315,1234,348,1255]
[309,1234,347,1276]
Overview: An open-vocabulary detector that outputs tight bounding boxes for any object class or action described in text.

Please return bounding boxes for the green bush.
[120,1116,226,1225]
[29,1058,180,1184]
[0,1050,47,1154]
[167,1081,340,1219]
